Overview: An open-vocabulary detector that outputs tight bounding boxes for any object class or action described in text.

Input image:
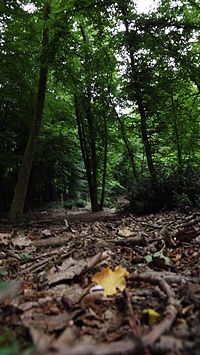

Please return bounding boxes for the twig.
[142,304,178,346]
[129,272,180,347]
[125,289,150,355]
[50,338,141,355]
[140,222,162,229]
[125,289,142,338]
[177,217,200,228]
[33,236,72,248]
[130,270,195,284]
[150,335,195,353]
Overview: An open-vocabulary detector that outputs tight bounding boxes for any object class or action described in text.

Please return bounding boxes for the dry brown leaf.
[118,227,133,237]
[47,253,107,286]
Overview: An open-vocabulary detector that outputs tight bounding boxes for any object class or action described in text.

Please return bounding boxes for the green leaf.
[145,254,153,263]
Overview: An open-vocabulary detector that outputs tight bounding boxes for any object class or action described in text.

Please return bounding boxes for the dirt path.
[0,209,200,354]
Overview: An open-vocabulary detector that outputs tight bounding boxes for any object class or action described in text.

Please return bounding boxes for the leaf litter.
[0,209,200,354]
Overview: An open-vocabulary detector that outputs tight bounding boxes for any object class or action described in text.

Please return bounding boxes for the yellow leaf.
[92,266,129,297]
[142,308,160,325]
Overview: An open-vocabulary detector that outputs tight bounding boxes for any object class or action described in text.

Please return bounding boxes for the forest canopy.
[0,0,200,218]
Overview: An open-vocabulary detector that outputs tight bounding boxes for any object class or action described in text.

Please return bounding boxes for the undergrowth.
[127,167,200,215]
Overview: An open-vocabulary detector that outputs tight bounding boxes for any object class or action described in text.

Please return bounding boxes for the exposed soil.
[0,208,200,355]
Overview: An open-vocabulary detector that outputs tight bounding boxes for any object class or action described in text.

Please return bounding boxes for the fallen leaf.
[118,227,133,237]
[11,235,35,250]
[145,245,171,267]
[0,233,11,246]
[92,266,129,297]
[145,254,153,263]
[174,227,198,242]
[142,308,160,325]
[160,226,176,246]
[47,253,107,286]
[153,246,171,267]
[42,229,52,237]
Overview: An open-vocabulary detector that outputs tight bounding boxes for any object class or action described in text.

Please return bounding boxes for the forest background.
[1,0,200,219]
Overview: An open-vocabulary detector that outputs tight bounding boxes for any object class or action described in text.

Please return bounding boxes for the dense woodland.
[1,2,200,354]
[1,0,200,219]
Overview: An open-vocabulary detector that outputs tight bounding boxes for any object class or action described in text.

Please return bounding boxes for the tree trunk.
[74,94,94,207]
[136,93,157,184]
[74,94,100,212]
[113,106,138,181]
[121,9,157,184]
[171,95,182,168]
[100,111,108,210]
[9,1,50,220]
[85,91,99,211]
[77,25,100,212]
[0,167,4,211]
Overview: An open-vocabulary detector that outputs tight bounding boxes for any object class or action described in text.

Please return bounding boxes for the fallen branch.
[125,289,142,338]
[129,272,180,347]
[130,269,195,284]
[49,338,142,355]
[113,236,147,246]
[150,335,195,353]
[33,236,72,248]
[177,216,200,228]
[125,289,150,355]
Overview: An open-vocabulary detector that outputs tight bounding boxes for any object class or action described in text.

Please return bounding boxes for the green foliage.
[128,175,171,215]
[19,252,32,262]
[1,0,200,215]
[0,328,17,350]
[27,123,86,209]
[64,198,87,209]
[0,326,33,355]
[128,167,200,215]
[145,245,171,267]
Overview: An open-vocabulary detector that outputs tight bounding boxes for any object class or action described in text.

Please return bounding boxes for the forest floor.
[0,207,200,355]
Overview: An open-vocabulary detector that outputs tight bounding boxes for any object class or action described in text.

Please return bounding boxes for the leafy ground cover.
[0,208,200,355]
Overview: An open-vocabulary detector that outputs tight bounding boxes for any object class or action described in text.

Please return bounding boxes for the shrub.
[127,167,200,215]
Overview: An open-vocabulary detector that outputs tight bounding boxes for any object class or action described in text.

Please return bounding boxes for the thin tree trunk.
[0,167,4,211]
[171,96,182,168]
[113,106,138,181]
[9,1,51,220]
[85,92,99,211]
[74,94,95,209]
[136,93,157,183]
[79,25,100,212]
[100,111,108,210]
[122,10,157,184]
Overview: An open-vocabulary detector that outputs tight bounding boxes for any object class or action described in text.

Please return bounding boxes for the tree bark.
[136,92,157,184]
[74,94,94,208]
[113,106,138,181]
[9,1,51,220]
[121,6,157,184]
[171,95,182,168]
[100,111,108,210]
[75,25,100,212]
[85,91,99,211]
[0,167,4,211]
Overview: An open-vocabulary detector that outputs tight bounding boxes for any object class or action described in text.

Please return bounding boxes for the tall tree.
[118,1,157,184]
[52,3,116,211]
[9,0,51,219]
[112,106,138,181]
